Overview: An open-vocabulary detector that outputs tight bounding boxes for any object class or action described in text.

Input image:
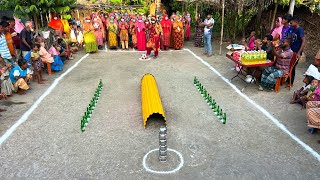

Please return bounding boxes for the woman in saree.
[270,17,283,47]
[160,14,172,50]
[185,13,191,41]
[48,14,64,38]
[93,16,104,50]
[173,16,184,50]
[129,17,137,49]
[146,17,162,59]
[136,16,146,51]
[83,17,98,53]
[107,16,118,49]
[194,17,204,47]
[119,16,129,50]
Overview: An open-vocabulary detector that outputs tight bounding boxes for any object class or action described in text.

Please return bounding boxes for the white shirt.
[204,18,214,33]
[13,67,31,77]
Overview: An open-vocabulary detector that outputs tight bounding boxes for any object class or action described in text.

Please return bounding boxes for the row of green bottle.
[240,50,267,65]
[194,77,227,124]
[81,79,103,132]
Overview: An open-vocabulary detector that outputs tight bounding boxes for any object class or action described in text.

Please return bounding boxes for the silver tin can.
[159,155,167,162]
[159,145,167,151]
[159,140,167,146]
[159,134,167,140]
[159,150,167,156]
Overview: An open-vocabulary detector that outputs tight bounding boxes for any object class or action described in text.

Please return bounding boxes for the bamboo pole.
[195,0,198,19]
[219,0,225,55]
[270,1,278,31]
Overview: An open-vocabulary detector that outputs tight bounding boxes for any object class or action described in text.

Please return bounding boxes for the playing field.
[0,49,319,179]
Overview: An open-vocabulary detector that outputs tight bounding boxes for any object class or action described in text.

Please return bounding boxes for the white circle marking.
[143,148,184,174]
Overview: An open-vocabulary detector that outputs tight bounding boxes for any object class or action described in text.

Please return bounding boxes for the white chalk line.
[143,148,184,174]
[0,54,90,146]
[105,49,184,53]
[183,48,320,162]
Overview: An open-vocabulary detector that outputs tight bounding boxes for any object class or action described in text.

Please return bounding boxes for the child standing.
[31,44,45,84]
[76,26,83,50]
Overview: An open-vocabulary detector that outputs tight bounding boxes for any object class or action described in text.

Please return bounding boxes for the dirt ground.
[0,41,319,179]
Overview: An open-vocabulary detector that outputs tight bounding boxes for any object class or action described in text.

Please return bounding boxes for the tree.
[0,0,76,34]
[255,0,265,34]
[288,0,295,15]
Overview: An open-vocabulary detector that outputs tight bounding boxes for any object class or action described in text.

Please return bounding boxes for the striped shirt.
[276,48,293,75]
[0,34,12,59]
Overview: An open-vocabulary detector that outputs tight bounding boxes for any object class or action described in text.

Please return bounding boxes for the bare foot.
[0,93,7,100]
[41,78,47,81]
[38,81,45,84]
[18,91,26,95]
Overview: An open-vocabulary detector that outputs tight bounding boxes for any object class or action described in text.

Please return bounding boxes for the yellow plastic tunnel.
[141,74,166,128]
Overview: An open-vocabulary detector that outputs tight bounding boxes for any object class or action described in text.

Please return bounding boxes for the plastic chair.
[275,53,298,93]
[46,62,52,76]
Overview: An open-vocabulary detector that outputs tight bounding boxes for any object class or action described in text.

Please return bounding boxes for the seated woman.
[306,101,320,134]
[0,57,14,96]
[37,37,63,72]
[48,44,64,71]
[54,39,68,63]
[305,49,320,135]
[259,38,293,91]
[291,75,314,105]
[9,59,32,95]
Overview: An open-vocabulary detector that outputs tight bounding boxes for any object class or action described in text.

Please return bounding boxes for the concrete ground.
[0,41,319,179]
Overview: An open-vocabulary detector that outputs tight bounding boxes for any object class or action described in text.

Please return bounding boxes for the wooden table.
[226,54,274,91]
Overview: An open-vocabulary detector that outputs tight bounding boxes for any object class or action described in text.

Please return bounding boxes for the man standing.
[20,21,33,58]
[0,22,13,65]
[202,14,214,57]
[288,16,305,86]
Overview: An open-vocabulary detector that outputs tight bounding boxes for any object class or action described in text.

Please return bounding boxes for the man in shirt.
[288,16,305,86]
[2,21,16,62]
[259,38,293,91]
[8,18,21,59]
[0,22,13,65]
[20,21,33,58]
[201,14,214,57]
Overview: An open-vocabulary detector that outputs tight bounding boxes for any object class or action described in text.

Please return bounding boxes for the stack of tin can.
[159,126,167,162]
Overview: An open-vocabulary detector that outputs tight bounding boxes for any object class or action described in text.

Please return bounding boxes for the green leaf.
[29,5,38,12]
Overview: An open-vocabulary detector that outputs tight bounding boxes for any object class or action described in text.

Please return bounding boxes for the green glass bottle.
[219,109,223,120]
[222,113,227,124]
[212,102,216,110]
[215,106,219,115]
